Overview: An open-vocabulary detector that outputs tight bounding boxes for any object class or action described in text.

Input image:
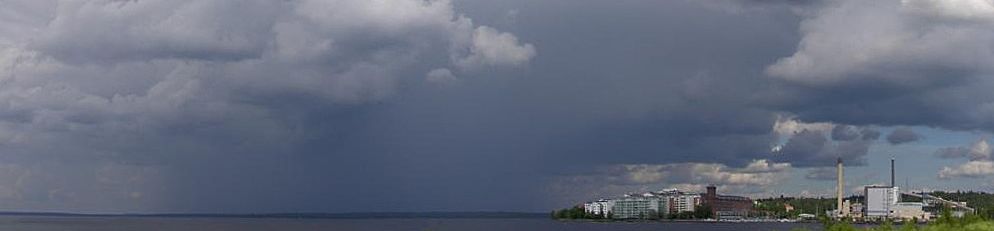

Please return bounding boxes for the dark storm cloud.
[762,0,994,180]
[765,0,994,132]
[773,129,874,167]
[887,127,922,145]
[5,0,986,214]
[0,0,815,212]
[831,125,859,141]
[0,0,539,212]
[860,129,882,141]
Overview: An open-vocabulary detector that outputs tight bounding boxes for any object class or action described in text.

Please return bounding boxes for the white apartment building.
[667,193,701,214]
[583,190,703,219]
[583,199,614,215]
[611,195,665,219]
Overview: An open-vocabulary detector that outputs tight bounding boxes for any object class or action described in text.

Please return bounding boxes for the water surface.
[0,216,828,231]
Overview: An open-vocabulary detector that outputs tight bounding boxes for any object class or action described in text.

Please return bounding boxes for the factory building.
[859,159,931,221]
[892,202,929,221]
[864,185,900,218]
[846,200,864,219]
[703,185,753,220]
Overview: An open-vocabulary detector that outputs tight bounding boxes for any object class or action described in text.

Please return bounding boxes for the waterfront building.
[702,185,752,220]
[583,199,614,216]
[655,189,701,214]
[610,194,664,219]
[668,193,701,214]
[583,189,704,219]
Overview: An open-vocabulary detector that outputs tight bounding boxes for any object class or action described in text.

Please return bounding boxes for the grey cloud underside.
[0,0,542,212]
[0,0,812,212]
[831,125,859,141]
[804,167,838,181]
[773,128,877,168]
[886,127,922,145]
[0,0,991,213]
[764,0,994,131]
[935,139,994,179]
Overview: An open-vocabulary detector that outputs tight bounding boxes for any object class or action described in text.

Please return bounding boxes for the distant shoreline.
[553,219,821,224]
[0,211,549,219]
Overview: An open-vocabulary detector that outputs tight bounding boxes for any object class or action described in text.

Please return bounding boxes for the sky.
[1,0,994,213]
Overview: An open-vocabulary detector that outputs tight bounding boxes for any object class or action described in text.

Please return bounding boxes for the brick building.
[702,185,753,219]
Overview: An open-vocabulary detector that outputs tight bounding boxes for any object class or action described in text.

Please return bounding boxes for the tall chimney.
[837,158,844,217]
[891,158,895,188]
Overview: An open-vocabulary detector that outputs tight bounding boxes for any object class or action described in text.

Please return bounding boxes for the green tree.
[693,204,712,219]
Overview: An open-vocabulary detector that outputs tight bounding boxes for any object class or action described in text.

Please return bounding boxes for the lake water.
[0,216,830,231]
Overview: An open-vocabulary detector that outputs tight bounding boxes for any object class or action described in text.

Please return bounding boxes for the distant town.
[553,158,994,223]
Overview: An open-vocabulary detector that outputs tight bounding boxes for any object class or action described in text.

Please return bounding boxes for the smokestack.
[837,158,844,217]
[891,158,895,188]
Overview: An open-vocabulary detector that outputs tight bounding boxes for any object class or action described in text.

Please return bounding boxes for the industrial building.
[703,185,753,220]
[892,202,929,221]
[864,185,900,218]
[834,158,949,222]
[861,159,931,221]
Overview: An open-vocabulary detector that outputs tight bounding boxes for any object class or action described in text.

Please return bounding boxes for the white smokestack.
[837,158,845,217]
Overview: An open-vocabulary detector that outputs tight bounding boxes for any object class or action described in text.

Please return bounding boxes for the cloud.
[935,139,991,160]
[454,26,537,70]
[939,161,994,179]
[742,159,792,173]
[3,0,967,213]
[937,138,994,179]
[831,125,860,141]
[0,0,535,212]
[767,0,994,87]
[804,167,838,181]
[30,0,279,64]
[773,117,833,137]
[773,127,878,167]
[425,68,458,84]
[902,0,994,22]
[886,127,922,145]
[764,0,994,132]
[549,160,792,200]
[860,129,882,141]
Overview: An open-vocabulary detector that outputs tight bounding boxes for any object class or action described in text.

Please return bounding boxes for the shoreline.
[554,219,820,223]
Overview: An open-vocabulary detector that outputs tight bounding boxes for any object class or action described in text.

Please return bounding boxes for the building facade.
[865,186,899,218]
[892,202,929,221]
[667,193,701,214]
[610,194,664,219]
[583,199,614,216]
[583,189,703,219]
[702,185,753,220]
